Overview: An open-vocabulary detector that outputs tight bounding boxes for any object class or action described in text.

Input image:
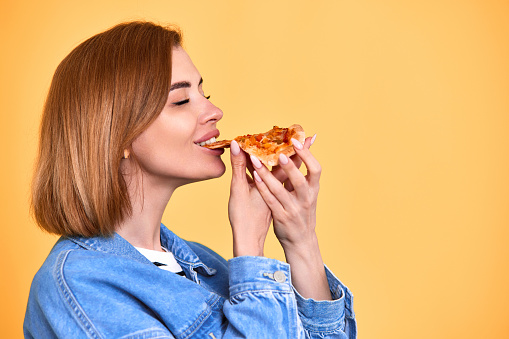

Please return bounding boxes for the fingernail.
[250,155,262,168]
[231,140,240,156]
[291,138,303,150]
[310,134,317,146]
[279,153,289,165]
[253,170,262,182]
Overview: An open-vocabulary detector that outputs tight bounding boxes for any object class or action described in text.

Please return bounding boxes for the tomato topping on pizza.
[203,124,306,166]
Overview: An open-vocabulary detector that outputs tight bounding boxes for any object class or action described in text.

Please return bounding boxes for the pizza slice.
[204,124,306,166]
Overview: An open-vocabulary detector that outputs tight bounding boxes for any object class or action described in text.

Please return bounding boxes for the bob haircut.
[31,21,182,237]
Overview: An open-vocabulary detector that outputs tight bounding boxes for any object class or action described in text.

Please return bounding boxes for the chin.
[209,160,227,179]
[184,159,226,184]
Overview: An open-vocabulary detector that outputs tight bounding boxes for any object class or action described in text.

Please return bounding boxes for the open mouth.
[195,136,217,147]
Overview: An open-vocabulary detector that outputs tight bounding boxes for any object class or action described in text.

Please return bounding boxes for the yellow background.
[1,1,508,338]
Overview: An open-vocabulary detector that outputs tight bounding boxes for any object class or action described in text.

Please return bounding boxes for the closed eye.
[172,95,210,106]
[173,99,189,106]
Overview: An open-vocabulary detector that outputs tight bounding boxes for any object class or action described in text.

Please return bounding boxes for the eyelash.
[173,95,211,106]
[173,99,189,106]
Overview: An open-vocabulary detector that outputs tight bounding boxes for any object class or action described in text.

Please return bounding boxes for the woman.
[24,21,356,338]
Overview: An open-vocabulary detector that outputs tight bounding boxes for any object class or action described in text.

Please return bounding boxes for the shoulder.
[28,237,153,314]
[25,238,108,337]
[25,238,177,338]
[28,238,130,305]
[29,238,82,293]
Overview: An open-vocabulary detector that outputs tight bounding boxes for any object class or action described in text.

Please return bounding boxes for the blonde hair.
[31,21,182,237]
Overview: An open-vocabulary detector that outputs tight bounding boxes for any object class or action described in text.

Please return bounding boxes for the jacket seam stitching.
[55,250,103,339]
[299,316,344,333]
[121,327,172,339]
[230,288,293,299]
[67,237,95,251]
[290,288,299,339]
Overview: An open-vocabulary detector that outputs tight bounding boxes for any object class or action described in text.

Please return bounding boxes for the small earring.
[123,149,130,159]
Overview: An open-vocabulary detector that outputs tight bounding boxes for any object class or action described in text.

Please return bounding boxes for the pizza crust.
[203,139,231,149]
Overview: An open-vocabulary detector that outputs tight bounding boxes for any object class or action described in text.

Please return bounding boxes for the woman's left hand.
[250,135,333,300]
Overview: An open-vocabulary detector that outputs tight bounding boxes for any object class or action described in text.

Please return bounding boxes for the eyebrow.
[170,77,203,92]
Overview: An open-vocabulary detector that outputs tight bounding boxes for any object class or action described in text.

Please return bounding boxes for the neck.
[116,163,177,252]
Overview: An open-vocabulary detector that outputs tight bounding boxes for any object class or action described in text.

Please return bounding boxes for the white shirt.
[135,246,184,275]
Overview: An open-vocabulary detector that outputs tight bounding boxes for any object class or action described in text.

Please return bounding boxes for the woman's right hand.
[228,140,272,257]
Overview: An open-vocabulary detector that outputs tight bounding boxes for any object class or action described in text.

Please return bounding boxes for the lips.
[196,136,217,146]
[194,129,220,146]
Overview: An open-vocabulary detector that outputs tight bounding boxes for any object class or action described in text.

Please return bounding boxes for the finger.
[291,136,322,187]
[277,153,309,198]
[279,135,312,175]
[252,170,285,214]
[272,135,315,184]
[305,135,315,149]
[271,165,288,183]
[250,135,315,184]
[287,136,312,174]
[250,155,293,207]
[230,140,248,184]
[245,153,256,179]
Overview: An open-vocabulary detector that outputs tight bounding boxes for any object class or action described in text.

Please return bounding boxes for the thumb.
[230,140,247,182]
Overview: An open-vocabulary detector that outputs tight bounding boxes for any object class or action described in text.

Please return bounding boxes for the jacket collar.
[67,223,216,276]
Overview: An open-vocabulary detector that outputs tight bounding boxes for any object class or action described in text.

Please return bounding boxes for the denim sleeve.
[222,256,356,338]
[294,265,357,338]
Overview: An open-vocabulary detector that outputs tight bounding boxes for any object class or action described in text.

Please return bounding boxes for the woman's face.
[131,46,226,188]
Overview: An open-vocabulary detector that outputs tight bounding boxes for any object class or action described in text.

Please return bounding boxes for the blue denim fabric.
[24,224,356,338]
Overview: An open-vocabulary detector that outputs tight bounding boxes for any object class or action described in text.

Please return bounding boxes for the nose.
[199,99,223,125]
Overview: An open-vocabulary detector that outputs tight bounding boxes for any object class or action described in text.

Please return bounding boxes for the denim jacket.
[24,224,356,338]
